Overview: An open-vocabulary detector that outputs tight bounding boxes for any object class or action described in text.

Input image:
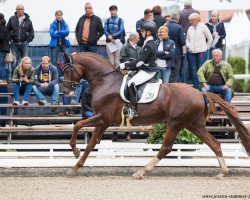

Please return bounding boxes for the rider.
[119,21,158,117]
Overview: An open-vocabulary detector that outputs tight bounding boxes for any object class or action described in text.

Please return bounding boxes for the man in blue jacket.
[166,12,186,83]
[33,56,59,111]
[104,5,125,67]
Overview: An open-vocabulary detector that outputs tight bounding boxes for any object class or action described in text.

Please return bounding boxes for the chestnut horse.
[63,52,250,179]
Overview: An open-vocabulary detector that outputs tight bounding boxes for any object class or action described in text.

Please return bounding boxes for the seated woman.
[155,26,175,83]
[81,87,93,119]
[12,57,35,105]
[119,21,158,118]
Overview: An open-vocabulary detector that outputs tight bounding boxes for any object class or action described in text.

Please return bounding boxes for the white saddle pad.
[120,74,162,104]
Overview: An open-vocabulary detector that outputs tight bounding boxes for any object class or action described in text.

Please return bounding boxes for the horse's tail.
[203,92,250,156]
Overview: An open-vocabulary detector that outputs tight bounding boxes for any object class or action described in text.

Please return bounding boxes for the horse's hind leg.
[68,126,107,176]
[132,122,182,179]
[187,123,229,179]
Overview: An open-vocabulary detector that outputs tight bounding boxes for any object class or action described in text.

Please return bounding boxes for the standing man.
[166,12,186,83]
[197,49,234,102]
[136,8,155,47]
[6,4,34,75]
[75,2,104,53]
[120,32,140,63]
[178,0,199,36]
[104,5,125,67]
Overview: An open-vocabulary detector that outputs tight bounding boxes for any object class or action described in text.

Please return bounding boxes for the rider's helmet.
[140,21,157,36]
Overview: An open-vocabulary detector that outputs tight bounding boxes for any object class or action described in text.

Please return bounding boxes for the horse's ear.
[63,53,71,65]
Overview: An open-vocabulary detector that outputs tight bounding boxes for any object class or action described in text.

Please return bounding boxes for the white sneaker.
[71,100,77,105]
[22,100,29,106]
[12,101,20,106]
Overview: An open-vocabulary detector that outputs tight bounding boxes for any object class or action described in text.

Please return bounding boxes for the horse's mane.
[79,52,117,70]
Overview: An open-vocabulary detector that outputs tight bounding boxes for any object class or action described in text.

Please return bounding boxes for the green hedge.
[228,56,246,92]
[147,123,202,144]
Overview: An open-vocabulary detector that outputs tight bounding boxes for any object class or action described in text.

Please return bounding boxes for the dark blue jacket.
[155,38,175,68]
[49,19,70,48]
[167,21,186,59]
[206,20,226,48]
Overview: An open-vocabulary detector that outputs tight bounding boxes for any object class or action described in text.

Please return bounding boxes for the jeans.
[0,52,7,80]
[158,67,171,83]
[79,43,97,53]
[11,42,29,76]
[201,84,232,102]
[63,79,89,105]
[50,45,70,77]
[13,83,33,102]
[170,59,181,83]
[33,84,59,104]
[84,111,94,118]
[187,51,208,89]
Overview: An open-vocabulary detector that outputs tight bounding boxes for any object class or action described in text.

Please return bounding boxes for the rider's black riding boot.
[128,83,138,117]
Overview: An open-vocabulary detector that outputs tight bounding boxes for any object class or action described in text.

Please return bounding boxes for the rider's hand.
[119,62,126,70]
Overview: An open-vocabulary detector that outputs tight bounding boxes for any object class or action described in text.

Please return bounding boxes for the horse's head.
[62,53,81,95]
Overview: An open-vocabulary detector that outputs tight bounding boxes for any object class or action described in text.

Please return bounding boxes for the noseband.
[63,63,80,92]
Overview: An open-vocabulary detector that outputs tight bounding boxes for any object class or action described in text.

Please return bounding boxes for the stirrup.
[128,107,138,118]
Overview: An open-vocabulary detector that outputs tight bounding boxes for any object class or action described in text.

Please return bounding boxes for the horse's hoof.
[67,168,78,177]
[132,170,144,180]
[73,148,81,159]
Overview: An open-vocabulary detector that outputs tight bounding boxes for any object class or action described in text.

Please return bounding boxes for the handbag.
[4,49,14,64]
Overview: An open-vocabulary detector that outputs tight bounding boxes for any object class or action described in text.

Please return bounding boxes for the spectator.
[152,5,165,30]
[75,2,104,53]
[0,13,10,85]
[6,4,34,76]
[136,8,154,47]
[166,12,186,83]
[164,14,171,25]
[59,79,89,116]
[178,0,199,35]
[33,56,59,111]
[120,32,140,63]
[197,49,234,102]
[49,9,70,73]
[155,26,175,83]
[12,56,34,105]
[186,13,212,89]
[119,21,158,118]
[104,5,125,67]
[81,88,93,119]
[205,10,226,59]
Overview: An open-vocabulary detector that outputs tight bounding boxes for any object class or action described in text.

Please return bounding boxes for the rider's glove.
[119,62,126,70]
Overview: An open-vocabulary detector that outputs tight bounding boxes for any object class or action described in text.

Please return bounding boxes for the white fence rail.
[0,141,249,168]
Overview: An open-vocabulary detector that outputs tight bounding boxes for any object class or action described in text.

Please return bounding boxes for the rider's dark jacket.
[125,37,157,72]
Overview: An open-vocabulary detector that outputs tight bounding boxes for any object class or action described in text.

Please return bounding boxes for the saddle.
[120,71,162,104]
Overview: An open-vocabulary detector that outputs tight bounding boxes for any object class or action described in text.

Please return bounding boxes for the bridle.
[63,62,120,93]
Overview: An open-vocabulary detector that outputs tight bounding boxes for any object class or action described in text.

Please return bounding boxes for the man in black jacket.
[75,2,104,53]
[6,4,34,75]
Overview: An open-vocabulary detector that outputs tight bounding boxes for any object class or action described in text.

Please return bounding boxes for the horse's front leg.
[68,126,107,176]
[70,114,106,158]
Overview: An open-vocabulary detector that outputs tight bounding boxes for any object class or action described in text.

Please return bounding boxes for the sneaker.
[12,101,20,106]
[59,110,73,116]
[22,100,29,106]
[51,101,59,112]
[38,100,47,105]
[0,80,7,85]
[71,100,77,105]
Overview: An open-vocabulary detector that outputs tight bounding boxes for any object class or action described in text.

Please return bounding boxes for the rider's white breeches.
[128,70,156,86]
